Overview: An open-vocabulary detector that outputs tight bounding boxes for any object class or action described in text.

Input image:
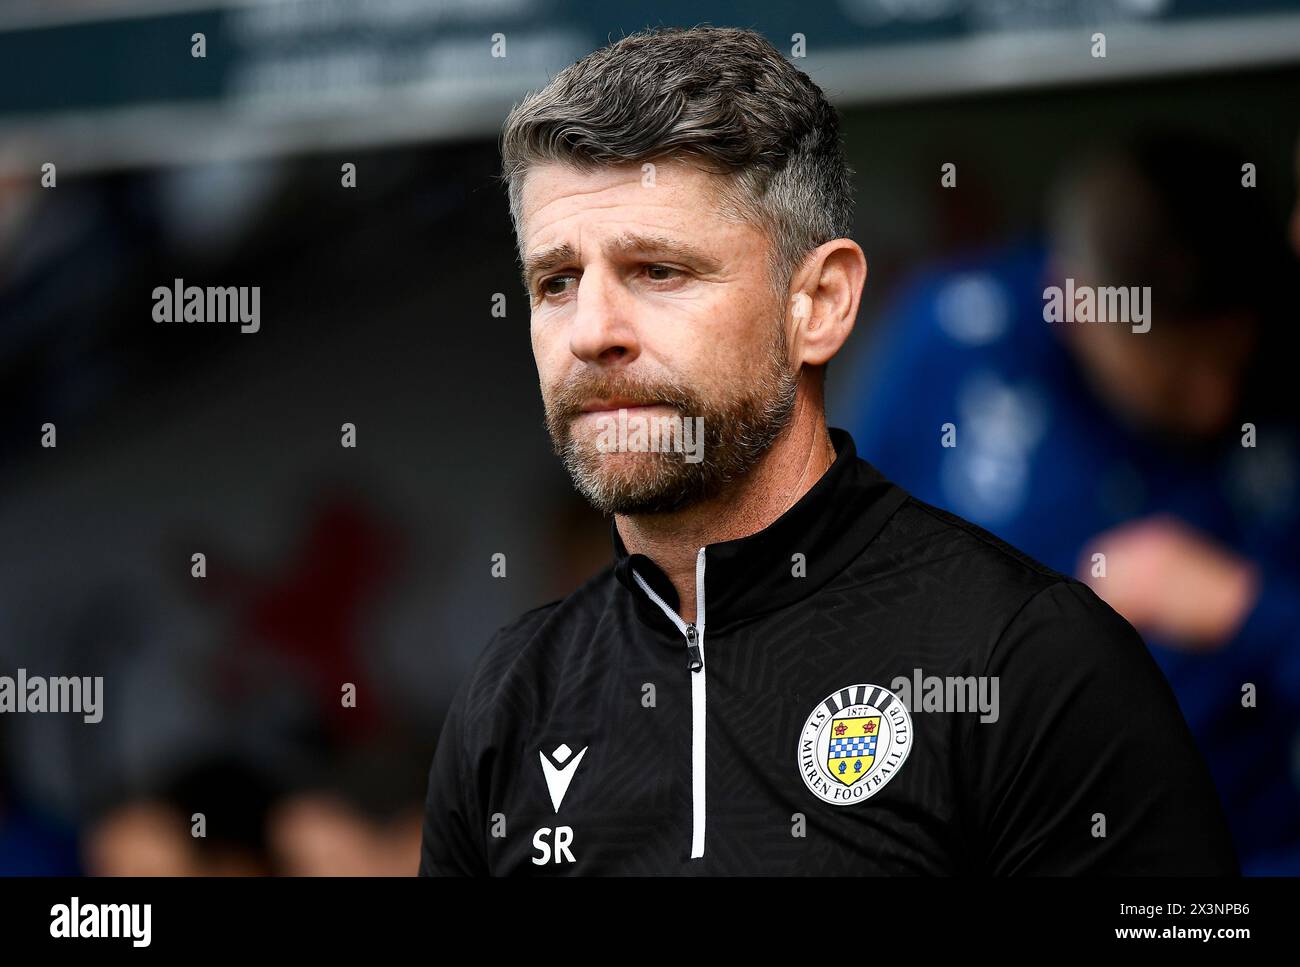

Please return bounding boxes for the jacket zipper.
[631,546,707,859]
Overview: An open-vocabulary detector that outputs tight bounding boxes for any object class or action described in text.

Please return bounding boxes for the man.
[842,133,1298,873]
[419,26,1236,875]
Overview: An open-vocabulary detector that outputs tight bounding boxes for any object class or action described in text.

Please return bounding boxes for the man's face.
[1063,309,1256,439]
[519,159,799,514]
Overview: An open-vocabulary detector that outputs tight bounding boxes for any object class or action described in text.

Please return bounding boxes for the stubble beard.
[542,325,800,516]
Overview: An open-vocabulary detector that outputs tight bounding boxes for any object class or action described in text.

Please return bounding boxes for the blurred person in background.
[842,130,1300,874]
[84,746,428,876]
[267,741,426,876]
[268,793,421,876]
[84,755,279,876]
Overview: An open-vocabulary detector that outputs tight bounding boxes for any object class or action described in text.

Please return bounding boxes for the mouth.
[577,398,667,416]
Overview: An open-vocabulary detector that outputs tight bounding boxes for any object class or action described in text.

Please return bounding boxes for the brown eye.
[541,275,575,297]
[645,264,680,281]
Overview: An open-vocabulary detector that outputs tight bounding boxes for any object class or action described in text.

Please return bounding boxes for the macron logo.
[539,743,587,813]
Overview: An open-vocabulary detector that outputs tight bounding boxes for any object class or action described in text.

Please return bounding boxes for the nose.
[568,264,639,366]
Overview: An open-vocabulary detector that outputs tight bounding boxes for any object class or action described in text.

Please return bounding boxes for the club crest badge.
[798,683,912,805]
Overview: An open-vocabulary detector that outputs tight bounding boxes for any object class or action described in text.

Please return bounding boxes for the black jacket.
[419,427,1238,875]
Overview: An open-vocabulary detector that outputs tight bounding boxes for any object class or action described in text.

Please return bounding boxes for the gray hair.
[500,25,855,297]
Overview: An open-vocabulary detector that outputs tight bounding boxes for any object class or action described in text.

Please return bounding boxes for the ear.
[789,239,867,367]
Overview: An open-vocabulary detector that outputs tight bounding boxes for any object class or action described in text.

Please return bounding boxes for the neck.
[615,390,836,624]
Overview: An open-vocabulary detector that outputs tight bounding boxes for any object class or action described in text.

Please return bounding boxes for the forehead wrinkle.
[523,221,726,290]
[522,161,727,240]
[606,229,722,270]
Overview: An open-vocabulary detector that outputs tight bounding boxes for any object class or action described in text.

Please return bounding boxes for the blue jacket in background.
[841,240,1300,874]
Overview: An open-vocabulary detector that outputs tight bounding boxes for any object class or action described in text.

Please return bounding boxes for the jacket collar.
[611,427,909,637]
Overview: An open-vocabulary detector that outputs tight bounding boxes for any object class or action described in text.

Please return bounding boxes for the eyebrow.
[521,232,723,292]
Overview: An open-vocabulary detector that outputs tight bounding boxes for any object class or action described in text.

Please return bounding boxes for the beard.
[541,324,800,515]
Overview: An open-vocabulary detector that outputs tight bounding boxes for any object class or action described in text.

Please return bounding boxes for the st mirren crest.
[798,684,911,805]
[826,714,880,785]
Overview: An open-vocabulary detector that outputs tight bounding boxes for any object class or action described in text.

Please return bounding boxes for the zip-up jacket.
[419,427,1238,875]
